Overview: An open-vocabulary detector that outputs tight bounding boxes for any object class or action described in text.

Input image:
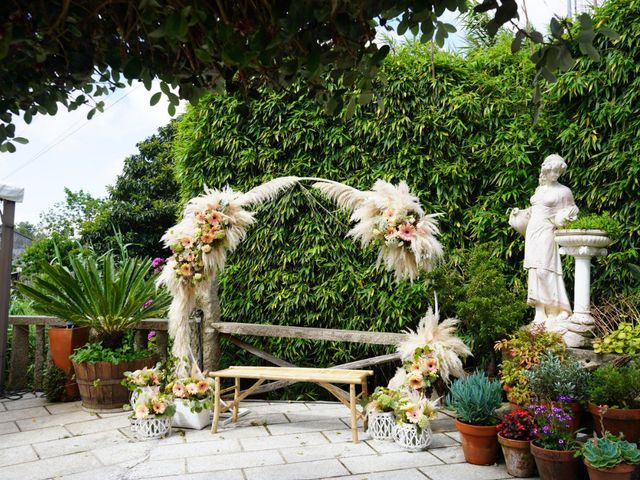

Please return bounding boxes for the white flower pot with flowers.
[130,391,175,440]
[167,376,214,430]
[366,387,401,440]
[393,390,436,451]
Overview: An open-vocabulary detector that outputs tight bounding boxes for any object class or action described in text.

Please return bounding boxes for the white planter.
[172,400,211,430]
[133,416,172,440]
[393,423,433,451]
[368,411,395,440]
[555,229,612,249]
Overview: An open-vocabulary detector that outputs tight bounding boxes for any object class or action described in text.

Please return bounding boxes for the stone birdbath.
[554,229,612,348]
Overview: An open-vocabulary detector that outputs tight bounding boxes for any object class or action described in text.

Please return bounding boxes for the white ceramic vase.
[393,423,433,451]
[368,411,395,440]
[172,400,211,430]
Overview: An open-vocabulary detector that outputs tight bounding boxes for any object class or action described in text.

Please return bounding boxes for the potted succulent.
[446,371,503,465]
[495,326,565,408]
[130,390,175,440]
[166,375,215,430]
[525,352,590,431]
[579,433,640,480]
[529,403,584,480]
[392,389,438,451]
[497,409,538,478]
[16,250,170,411]
[587,363,640,443]
[366,386,401,441]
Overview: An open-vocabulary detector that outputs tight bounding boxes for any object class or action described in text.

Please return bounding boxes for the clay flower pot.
[455,419,499,465]
[48,325,90,399]
[584,461,637,480]
[588,402,640,444]
[498,434,536,478]
[530,441,585,480]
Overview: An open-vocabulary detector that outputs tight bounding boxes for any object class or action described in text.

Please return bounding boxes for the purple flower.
[558,439,565,445]
[541,426,551,434]
[151,257,166,269]
[142,299,154,309]
[147,330,156,341]
[557,395,573,403]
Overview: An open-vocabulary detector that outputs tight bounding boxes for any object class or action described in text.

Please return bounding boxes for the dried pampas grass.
[397,306,471,383]
[313,179,443,281]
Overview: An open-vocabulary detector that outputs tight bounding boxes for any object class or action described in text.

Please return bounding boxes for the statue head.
[539,154,567,185]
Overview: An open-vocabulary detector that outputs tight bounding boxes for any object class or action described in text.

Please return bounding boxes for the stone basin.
[554,229,612,249]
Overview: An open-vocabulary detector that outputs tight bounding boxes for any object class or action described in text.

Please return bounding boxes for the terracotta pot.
[530,442,586,480]
[73,355,156,411]
[48,326,90,399]
[48,326,90,374]
[455,419,499,465]
[498,434,536,478]
[584,461,637,480]
[588,403,640,444]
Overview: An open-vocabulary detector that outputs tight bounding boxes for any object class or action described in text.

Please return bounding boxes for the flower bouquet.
[392,390,437,451]
[130,391,175,440]
[403,346,440,394]
[165,376,214,430]
[122,364,165,408]
[366,387,400,440]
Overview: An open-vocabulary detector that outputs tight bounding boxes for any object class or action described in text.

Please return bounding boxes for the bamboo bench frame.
[209,366,373,443]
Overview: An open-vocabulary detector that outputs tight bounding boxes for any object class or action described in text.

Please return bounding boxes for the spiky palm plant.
[16,253,171,349]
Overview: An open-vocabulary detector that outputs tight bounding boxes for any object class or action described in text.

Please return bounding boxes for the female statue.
[509,154,578,327]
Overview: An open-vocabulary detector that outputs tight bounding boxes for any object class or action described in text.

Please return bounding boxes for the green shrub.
[588,363,640,409]
[446,371,502,426]
[564,212,622,239]
[524,352,590,403]
[43,364,67,402]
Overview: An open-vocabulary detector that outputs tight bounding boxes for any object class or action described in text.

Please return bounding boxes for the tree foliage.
[0,0,611,152]
[82,123,180,260]
[37,188,104,238]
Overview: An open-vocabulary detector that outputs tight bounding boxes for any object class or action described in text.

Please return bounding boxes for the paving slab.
[92,440,155,465]
[241,431,329,451]
[268,418,350,436]
[187,424,270,442]
[16,410,97,431]
[419,463,513,480]
[0,406,51,423]
[428,445,466,464]
[187,449,284,473]
[152,470,245,480]
[0,444,38,467]
[333,468,429,480]
[45,401,83,415]
[32,430,129,459]
[244,458,350,480]
[65,412,130,435]
[3,396,49,410]
[128,458,187,478]
[278,439,376,463]
[0,451,102,480]
[323,427,372,443]
[0,425,70,448]
[341,451,443,474]
[150,438,242,459]
[0,421,19,435]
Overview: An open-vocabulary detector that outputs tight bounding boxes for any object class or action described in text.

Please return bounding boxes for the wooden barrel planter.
[73,356,156,411]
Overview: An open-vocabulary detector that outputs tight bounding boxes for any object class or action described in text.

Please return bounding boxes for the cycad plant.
[16,253,170,349]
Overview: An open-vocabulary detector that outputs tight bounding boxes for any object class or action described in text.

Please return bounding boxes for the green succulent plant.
[446,371,502,426]
[580,433,640,470]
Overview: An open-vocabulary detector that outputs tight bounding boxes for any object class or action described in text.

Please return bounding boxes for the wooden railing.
[6,316,404,393]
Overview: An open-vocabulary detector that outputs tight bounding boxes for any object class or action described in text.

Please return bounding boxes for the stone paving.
[0,393,537,480]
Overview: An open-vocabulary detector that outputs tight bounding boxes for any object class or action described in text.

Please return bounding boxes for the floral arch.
[157,176,444,376]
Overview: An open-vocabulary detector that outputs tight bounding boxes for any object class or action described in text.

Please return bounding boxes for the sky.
[0,0,577,227]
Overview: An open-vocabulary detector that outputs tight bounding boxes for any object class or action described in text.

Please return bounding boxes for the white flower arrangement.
[165,376,214,413]
[394,389,438,431]
[131,391,175,420]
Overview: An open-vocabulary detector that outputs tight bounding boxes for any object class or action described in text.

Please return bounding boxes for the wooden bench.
[209,366,373,443]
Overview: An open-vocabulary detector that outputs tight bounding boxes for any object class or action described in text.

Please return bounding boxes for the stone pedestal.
[554,230,611,348]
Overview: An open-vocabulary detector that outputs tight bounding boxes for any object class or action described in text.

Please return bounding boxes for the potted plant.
[555,212,620,251]
[122,363,165,406]
[392,389,438,451]
[525,352,590,431]
[497,409,538,478]
[16,250,170,411]
[366,386,401,440]
[592,293,640,356]
[579,433,640,480]
[529,403,584,480]
[495,326,565,408]
[130,390,175,440]
[166,375,215,430]
[587,363,640,443]
[446,371,503,465]
[47,321,90,399]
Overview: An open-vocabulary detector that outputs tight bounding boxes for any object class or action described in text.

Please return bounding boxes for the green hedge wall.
[173,0,639,380]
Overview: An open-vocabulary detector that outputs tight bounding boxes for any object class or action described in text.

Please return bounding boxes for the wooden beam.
[213,322,404,345]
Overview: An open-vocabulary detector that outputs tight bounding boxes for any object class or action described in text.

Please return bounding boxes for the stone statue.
[509,154,578,328]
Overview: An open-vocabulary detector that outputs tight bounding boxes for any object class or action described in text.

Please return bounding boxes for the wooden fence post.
[8,324,30,389]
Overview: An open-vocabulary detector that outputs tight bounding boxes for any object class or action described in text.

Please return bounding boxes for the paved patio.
[0,393,535,480]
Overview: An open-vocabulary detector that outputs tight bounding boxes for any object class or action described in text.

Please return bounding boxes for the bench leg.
[361,379,369,432]
[212,376,221,433]
[350,383,358,443]
[232,377,240,423]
